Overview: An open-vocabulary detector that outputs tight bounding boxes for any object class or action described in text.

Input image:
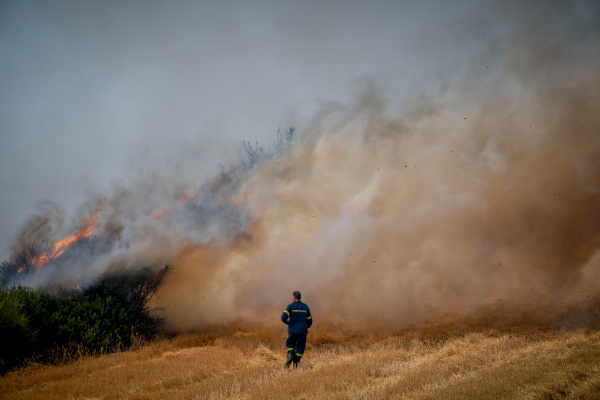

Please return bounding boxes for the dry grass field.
[3,301,600,400]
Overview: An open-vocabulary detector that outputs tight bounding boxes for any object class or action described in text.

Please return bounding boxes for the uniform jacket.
[281,301,312,334]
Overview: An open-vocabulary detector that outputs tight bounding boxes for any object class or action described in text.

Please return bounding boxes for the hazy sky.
[1,0,597,261]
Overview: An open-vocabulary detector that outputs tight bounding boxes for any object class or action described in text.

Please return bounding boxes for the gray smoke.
[3,1,600,328]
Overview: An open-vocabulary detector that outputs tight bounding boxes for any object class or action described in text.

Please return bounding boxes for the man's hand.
[282,320,289,325]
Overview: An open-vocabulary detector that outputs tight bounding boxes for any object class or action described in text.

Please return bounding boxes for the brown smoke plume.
[157,1,600,328]
[5,1,600,329]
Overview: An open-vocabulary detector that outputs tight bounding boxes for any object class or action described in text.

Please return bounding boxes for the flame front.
[30,202,104,270]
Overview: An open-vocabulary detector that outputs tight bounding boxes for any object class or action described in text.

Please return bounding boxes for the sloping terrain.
[2,321,600,400]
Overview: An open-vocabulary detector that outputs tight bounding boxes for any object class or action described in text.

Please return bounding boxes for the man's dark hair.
[293,290,301,300]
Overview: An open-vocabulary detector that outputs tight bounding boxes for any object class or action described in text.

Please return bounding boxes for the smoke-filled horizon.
[0,0,497,259]
[2,1,600,328]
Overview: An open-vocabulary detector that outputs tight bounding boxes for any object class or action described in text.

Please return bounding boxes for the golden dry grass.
[2,316,600,400]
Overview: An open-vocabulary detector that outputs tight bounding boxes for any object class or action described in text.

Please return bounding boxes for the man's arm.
[281,305,291,325]
[306,307,313,329]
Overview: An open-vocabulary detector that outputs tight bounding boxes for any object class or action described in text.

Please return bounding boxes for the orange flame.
[30,201,104,270]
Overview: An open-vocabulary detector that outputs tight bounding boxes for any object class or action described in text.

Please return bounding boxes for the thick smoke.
[4,1,600,328]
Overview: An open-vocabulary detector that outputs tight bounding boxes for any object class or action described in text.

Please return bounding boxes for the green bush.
[14,286,156,350]
[0,287,38,370]
[0,265,170,372]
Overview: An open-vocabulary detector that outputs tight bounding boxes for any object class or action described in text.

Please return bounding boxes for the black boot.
[293,355,301,369]
[285,351,293,368]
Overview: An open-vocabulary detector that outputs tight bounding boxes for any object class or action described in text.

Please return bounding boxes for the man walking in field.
[281,290,312,369]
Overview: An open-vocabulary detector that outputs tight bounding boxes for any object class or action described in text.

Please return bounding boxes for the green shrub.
[14,286,156,351]
[0,265,170,372]
[0,286,38,371]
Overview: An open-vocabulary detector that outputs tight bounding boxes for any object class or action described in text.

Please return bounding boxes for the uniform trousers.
[286,333,307,360]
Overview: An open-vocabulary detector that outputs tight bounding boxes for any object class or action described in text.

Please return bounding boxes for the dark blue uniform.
[281,301,312,361]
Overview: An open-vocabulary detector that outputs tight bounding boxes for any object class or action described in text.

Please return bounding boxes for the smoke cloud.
[4,1,600,328]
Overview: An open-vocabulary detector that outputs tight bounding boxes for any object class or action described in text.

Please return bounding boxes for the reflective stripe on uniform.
[306,316,312,319]
[295,353,303,356]
[292,309,307,313]
[284,310,290,316]
[287,348,294,351]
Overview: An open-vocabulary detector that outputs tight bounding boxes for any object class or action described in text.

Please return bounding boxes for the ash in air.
[2,128,295,290]
[2,1,600,328]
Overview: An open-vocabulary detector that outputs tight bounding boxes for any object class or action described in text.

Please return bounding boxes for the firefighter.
[281,290,312,369]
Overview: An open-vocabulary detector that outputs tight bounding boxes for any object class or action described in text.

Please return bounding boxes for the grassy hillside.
[2,319,600,400]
